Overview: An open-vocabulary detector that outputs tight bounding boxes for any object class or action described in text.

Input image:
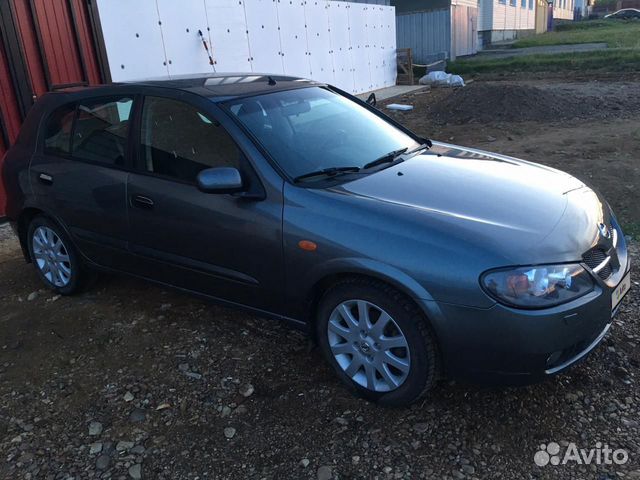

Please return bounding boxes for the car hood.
[330,142,606,264]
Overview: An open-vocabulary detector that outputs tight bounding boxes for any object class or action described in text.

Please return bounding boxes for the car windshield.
[225,87,421,181]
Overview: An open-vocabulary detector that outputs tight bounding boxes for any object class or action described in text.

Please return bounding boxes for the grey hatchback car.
[3,74,631,406]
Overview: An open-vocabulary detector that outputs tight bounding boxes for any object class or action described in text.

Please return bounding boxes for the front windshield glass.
[225,87,420,180]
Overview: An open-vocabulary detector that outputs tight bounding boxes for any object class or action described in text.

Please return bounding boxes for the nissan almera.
[3,74,631,405]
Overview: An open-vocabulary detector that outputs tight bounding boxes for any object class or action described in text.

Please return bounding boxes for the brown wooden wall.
[0,0,104,217]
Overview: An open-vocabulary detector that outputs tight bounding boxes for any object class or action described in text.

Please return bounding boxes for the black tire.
[316,277,440,406]
[26,215,90,295]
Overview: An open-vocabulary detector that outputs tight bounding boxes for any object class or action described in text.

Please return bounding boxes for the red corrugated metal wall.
[0,34,22,217]
[0,0,103,218]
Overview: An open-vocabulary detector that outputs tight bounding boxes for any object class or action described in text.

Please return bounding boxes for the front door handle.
[38,172,53,185]
[131,194,154,209]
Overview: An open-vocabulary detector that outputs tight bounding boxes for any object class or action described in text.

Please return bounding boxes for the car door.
[30,94,134,269]
[126,93,284,313]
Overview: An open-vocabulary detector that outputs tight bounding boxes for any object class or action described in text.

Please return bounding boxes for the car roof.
[121,72,325,100]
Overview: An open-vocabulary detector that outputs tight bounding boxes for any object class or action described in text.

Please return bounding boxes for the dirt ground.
[1,75,640,480]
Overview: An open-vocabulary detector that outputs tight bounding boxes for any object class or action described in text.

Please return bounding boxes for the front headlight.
[480,264,595,309]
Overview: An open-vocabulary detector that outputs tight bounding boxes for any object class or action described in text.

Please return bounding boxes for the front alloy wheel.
[328,300,410,392]
[317,278,439,406]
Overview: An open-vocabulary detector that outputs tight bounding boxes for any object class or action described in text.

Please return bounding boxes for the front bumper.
[424,263,630,385]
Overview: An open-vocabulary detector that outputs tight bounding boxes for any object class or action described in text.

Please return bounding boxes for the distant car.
[604,8,640,19]
[2,74,632,406]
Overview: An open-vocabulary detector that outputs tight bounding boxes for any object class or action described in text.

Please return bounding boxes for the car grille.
[582,224,617,280]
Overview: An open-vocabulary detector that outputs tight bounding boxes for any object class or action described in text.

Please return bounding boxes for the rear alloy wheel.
[317,278,439,406]
[27,216,88,295]
[32,226,72,287]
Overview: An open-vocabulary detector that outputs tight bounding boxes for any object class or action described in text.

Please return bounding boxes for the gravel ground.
[1,77,640,480]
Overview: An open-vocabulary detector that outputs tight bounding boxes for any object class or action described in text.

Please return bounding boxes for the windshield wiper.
[407,142,431,155]
[293,166,361,183]
[362,147,408,170]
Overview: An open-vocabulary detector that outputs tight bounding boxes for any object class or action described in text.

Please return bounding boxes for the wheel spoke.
[58,262,72,276]
[378,363,400,389]
[337,303,359,330]
[328,319,352,340]
[378,335,408,350]
[364,362,376,390]
[33,234,45,249]
[53,238,64,254]
[383,351,410,373]
[369,311,392,338]
[344,357,362,377]
[50,264,62,286]
[330,342,354,356]
[356,300,370,329]
[37,228,49,247]
[45,228,54,247]
[40,260,51,275]
[59,268,70,284]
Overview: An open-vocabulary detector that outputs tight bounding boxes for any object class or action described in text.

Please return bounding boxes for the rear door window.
[72,97,133,166]
[43,104,75,156]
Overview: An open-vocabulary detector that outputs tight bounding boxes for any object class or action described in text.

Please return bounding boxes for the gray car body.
[3,74,630,384]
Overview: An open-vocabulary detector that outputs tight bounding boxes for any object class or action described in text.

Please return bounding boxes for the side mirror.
[196,167,243,194]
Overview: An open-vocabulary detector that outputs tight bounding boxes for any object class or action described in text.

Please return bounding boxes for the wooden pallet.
[396,48,414,86]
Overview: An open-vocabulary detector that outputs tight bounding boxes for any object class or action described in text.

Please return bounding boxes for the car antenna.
[267,76,277,86]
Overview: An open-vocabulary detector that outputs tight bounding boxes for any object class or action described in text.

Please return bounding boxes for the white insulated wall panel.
[368,6,384,91]
[381,5,396,88]
[97,0,168,81]
[348,3,371,94]
[277,0,311,78]
[304,0,334,85]
[244,0,283,74]
[327,1,353,92]
[156,0,214,76]
[97,0,396,94]
[205,0,252,71]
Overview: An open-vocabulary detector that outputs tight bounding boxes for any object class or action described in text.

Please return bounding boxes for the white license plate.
[612,271,631,313]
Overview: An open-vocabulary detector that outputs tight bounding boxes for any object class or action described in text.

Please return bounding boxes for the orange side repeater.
[298,240,317,251]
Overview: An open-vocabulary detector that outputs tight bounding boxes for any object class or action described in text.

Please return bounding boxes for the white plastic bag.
[418,71,464,87]
[447,75,465,87]
[419,71,449,86]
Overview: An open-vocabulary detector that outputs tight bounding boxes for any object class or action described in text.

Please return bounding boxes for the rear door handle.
[130,194,154,209]
[38,172,53,185]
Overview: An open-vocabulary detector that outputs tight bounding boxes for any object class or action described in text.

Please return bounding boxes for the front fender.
[304,256,435,303]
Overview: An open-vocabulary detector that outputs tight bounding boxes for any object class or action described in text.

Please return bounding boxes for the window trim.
[40,94,136,172]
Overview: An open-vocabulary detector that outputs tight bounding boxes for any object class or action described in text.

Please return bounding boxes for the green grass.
[448,21,640,74]
[449,48,640,74]
[513,20,640,48]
